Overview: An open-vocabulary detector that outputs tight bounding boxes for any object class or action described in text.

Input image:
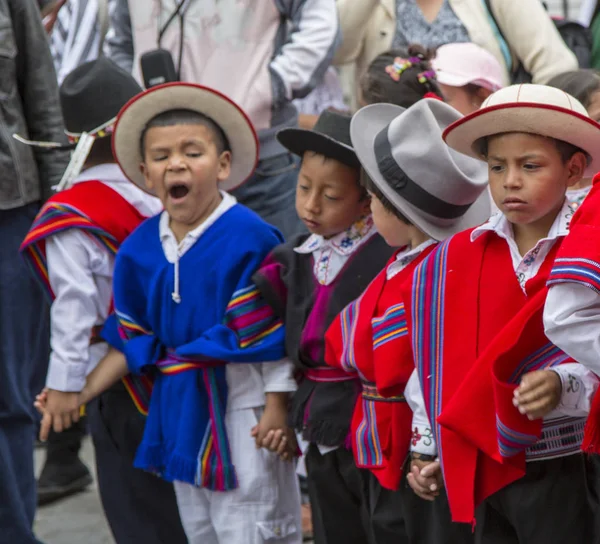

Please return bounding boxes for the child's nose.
[503,167,522,189]
[167,155,186,171]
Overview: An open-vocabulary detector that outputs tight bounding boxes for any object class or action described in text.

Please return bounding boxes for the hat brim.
[443,103,600,177]
[277,128,360,169]
[435,71,499,92]
[112,83,258,194]
[351,103,491,241]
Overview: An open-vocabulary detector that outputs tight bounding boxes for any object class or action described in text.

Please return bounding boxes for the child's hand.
[513,370,562,420]
[260,427,299,461]
[250,392,289,449]
[406,457,443,502]
[34,388,49,415]
[39,389,82,441]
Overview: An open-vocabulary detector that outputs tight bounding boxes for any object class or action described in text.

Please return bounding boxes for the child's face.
[369,193,411,247]
[295,153,370,238]
[438,83,491,116]
[487,132,586,228]
[141,124,231,233]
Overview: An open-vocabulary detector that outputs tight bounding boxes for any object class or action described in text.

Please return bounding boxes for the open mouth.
[168,184,190,199]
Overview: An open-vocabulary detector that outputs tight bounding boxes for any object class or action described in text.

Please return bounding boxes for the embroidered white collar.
[386,239,437,279]
[294,215,377,256]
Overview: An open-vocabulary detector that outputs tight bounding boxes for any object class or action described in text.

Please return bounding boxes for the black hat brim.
[277,128,360,169]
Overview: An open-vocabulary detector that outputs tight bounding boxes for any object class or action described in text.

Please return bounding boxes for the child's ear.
[139,161,155,192]
[360,192,372,215]
[216,150,232,183]
[566,152,588,188]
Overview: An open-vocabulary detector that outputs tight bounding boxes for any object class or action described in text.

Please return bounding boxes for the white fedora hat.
[112,82,259,194]
[351,99,490,241]
[443,84,600,176]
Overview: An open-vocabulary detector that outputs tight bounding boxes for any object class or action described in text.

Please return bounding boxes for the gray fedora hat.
[350,99,490,241]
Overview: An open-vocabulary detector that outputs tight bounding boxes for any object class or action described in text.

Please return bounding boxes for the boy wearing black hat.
[251,111,395,544]
[20,58,186,544]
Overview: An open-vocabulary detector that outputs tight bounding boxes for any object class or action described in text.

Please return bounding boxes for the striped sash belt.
[361,381,406,402]
[156,351,236,491]
[305,367,356,383]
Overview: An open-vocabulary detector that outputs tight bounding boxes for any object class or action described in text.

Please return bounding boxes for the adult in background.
[35,0,118,508]
[335,0,577,103]
[106,0,340,240]
[49,0,111,84]
[0,0,69,542]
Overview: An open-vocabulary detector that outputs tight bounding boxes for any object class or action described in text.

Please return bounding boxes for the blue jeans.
[231,153,306,241]
[0,202,49,544]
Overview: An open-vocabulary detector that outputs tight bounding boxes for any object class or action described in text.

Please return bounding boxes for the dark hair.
[360,169,411,224]
[478,134,588,165]
[87,136,114,165]
[139,109,231,158]
[360,44,441,107]
[547,70,600,110]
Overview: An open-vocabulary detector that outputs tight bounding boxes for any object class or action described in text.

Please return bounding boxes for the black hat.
[12,57,144,192]
[60,56,143,139]
[277,110,360,169]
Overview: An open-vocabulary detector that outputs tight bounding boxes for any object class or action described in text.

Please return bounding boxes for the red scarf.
[402,230,569,523]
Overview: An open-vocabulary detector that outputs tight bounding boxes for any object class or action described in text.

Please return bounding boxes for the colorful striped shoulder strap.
[20,180,145,299]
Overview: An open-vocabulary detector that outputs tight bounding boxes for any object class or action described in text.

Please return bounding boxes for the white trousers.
[174,407,302,544]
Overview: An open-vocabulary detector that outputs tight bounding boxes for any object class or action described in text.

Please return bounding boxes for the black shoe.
[37,457,93,506]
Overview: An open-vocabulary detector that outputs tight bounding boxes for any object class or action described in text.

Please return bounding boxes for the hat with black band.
[351,99,490,241]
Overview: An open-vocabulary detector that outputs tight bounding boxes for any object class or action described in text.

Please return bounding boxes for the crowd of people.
[4,0,600,543]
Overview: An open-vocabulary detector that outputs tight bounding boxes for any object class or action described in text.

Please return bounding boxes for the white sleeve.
[270,0,340,100]
[551,363,600,417]
[544,283,600,377]
[45,231,109,392]
[261,357,297,393]
[405,370,437,456]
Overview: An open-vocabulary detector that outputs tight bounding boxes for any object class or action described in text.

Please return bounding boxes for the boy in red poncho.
[405,84,600,543]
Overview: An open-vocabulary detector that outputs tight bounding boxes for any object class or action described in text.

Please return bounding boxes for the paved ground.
[33,439,314,543]
[34,438,114,544]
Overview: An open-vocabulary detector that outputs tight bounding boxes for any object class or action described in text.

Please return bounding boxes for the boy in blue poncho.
[37,82,302,544]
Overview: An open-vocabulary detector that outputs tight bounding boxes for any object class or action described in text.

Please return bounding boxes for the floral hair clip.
[417,70,436,85]
[385,56,421,82]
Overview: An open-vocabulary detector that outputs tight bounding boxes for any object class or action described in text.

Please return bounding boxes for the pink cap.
[432,42,504,92]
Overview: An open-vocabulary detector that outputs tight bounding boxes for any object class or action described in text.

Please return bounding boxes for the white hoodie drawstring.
[172,251,181,304]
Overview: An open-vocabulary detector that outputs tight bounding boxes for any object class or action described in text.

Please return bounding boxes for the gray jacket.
[0,0,68,209]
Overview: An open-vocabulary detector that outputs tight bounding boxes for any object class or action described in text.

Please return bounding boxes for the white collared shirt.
[46,164,163,392]
[408,202,598,456]
[158,191,296,409]
[159,191,236,264]
[470,200,573,291]
[294,216,377,285]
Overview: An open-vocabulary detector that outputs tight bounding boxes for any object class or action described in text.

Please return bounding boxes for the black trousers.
[475,454,594,544]
[367,470,474,544]
[305,445,375,544]
[87,383,187,544]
